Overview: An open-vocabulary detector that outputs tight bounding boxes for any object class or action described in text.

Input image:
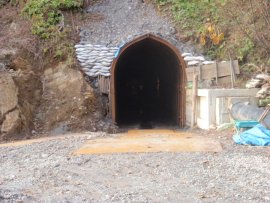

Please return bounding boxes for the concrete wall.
[186,88,259,129]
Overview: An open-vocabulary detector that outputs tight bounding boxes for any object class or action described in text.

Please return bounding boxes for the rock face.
[0,50,103,139]
[0,71,20,135]
[35,62,97,134]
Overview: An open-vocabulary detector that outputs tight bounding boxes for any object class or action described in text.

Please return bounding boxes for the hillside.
[0,0,109,140]
[153,0,270,74]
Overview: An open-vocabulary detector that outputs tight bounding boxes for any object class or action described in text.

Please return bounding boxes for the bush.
[155,0,269,66]
[224,0,270,59]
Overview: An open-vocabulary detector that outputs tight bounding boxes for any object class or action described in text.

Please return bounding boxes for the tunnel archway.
[111,34,186,128]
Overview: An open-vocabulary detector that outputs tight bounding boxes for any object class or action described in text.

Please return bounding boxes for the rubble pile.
[246,73,270,100]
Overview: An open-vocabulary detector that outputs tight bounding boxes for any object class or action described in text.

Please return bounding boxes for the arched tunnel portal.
[111,34,186,128]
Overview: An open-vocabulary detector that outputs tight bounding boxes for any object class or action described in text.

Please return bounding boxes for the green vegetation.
[155,0,226,58]
[237,37,255,62]
[16,0,84,62]
[159,0,225,30]
[22,0,83,39]
[154,0,270,70]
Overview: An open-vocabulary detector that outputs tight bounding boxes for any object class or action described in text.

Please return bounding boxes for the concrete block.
[215,97,258,126]
[186,88,259,130]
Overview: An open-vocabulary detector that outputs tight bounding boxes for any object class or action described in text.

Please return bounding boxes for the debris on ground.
[246,73,270,105]
[246,74,270,89]
[216,122,234,131]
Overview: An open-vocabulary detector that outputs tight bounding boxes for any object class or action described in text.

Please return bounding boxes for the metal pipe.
[230,102,270,129]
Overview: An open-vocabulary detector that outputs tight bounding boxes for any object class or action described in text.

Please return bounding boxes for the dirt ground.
[0,129,270,202]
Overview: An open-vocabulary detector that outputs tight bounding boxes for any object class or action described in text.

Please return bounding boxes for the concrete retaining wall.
[186,88,259,129]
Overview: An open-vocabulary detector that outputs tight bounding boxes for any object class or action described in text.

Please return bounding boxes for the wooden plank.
[186,60,240,81]
[97,76,110,95]
[199,64,202,81]
[230,58,235,88]
[217,76,231,85]
[232,58,237,80]
[107,77,110,94]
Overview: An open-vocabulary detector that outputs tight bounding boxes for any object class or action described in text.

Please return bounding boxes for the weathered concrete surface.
[216,97,258,125]
[0,71,20,135]
[186,89,259,129]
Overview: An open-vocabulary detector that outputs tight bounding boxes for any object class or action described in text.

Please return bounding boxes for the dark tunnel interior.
[115,38,181,127]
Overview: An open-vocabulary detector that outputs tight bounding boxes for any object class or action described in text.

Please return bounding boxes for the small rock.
[41,154,48,158]
[264,196,270,201]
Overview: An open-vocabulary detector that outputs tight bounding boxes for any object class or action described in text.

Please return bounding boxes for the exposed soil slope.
[0,0,201,141]
[0,4,104,141]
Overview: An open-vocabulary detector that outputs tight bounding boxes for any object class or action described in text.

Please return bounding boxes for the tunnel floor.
[114,38,181,128]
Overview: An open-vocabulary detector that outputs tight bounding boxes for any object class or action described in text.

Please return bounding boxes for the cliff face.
[0,49,101,140]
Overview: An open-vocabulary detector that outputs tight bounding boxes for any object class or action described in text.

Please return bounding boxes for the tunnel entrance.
[111,34,186,128]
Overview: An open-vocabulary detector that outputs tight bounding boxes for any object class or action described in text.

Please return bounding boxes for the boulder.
[0,71,21,135]
[36,62,97,133]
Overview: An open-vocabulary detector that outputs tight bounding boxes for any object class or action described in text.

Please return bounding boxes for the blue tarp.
[233,124,270,146]
[114,43,125,58]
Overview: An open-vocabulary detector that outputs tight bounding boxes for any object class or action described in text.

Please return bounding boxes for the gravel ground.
[80,0,197,54]
[0,130,270,202]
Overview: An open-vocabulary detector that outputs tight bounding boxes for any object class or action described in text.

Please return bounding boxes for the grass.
[18,0,84,63]
[22,0,83,39]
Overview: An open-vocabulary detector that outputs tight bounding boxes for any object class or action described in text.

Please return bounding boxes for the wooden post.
[199,64,202,81]
[215,61,218,85]
[229,58,235,88]
[232,59,237,80]
[191,74,198,128]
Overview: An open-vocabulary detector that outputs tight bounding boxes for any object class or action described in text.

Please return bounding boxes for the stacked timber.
[185,60,240,87]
